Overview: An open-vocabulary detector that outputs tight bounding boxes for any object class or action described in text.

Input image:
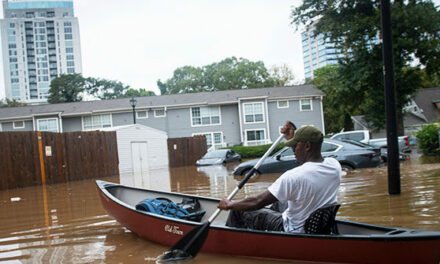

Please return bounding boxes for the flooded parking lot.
[1,153,440,263]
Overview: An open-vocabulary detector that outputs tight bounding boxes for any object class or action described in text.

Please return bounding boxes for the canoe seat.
[304,203,340,235]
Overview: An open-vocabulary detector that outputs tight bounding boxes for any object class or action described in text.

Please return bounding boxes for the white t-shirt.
[268,158,341,233]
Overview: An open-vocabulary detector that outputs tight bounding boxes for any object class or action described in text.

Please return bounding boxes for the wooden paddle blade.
[160,222,210,263]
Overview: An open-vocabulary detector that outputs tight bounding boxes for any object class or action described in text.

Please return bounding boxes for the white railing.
[244,139,271,146]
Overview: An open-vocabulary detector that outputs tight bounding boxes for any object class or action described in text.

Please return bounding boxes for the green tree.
[48,74,134,103]
[312,65,358,133]
[157,66,204,94]
[269,64,295,86]
[86,78,130,99]
[0,98,28,107]
[48,73,86,103]
[291,0,440,134]
[420,68,440,88]
[157,57,276,94]
[414,123,440,156]
[123,88,156,97]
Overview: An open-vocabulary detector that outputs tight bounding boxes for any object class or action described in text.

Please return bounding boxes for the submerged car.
[339,139,406,162]
[233,139,381,175]
[196,149,241,166]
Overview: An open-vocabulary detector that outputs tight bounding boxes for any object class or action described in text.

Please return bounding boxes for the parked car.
[196,149,241,166]
[338,139,406,162]
[330,130,410,152]
[232,139,381,175]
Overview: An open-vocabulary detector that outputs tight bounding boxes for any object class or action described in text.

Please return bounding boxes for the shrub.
[414,123,440,156]
[228,143,286,159]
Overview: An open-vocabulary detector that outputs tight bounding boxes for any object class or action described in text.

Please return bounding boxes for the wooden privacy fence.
[167,136,207,168]
[0,131,119,190]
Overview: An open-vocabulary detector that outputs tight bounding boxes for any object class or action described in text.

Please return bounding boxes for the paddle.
[160,133,286,263]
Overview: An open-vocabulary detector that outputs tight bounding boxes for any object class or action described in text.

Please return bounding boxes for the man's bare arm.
[218,191,278,211]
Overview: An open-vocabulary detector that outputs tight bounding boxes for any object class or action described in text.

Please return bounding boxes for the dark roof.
[413,88,440,122]
[0,85,323,120]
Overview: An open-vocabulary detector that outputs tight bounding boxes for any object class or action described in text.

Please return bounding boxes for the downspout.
[265,98,271,143]
[320,96,326,135]
[58,112,63,133]
[238,99,243,144]
[32,115,36,131]
[164,106,168,134]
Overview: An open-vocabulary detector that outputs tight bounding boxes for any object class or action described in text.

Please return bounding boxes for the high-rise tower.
[301,26,341,80]
[0,0,82,104]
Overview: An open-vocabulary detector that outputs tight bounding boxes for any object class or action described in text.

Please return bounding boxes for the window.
[193,132,223,150]
[191,106,220,126]
[300,99,313,111]
[347,132,365,141]
[243,102,264,123]
[277,100,289,109]
[37,118,58,132]
[280,147,294,158]
[245,129,267,146]
[13,120,25,129]
[136,110,148,119]
[154,108,166,117]
[82,114,112,130]
[321,142,340,153]
[34,22,45,27]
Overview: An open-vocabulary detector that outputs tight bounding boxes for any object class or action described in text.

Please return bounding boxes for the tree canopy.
[157,57,293,95]
[123,88,156,97]
[47,74,156,103]
[0,98,28,108]
[312,65,359,133]
[48,73,86,103]
[292,0,440,133]
[269,64,296,86]
[85,77,130,100]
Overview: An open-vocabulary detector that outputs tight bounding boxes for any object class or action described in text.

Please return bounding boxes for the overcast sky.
[0,0,439,99]
[0,0,303,98]
[74,0,304,95]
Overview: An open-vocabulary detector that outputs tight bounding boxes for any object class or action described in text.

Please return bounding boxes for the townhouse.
[0,85,326,149]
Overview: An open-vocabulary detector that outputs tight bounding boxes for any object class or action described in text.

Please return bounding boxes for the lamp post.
[129,97,137,124]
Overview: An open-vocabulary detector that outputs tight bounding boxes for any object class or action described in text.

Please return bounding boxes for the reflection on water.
[1,154,440,263]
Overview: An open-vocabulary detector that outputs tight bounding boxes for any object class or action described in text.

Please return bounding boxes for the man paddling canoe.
[218,122,342,233]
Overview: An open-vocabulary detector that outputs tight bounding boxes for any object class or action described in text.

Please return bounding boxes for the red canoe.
[96,180,440,263]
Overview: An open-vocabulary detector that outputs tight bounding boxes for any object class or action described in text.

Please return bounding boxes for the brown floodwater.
[1,153,440,263]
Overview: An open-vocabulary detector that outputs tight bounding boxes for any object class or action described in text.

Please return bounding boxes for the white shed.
[100,124,169,175]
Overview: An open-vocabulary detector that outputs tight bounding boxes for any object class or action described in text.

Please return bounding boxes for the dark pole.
[380,0,400,195]
[129,97,137,124]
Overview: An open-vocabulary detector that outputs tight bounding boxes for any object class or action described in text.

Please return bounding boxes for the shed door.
[131,142,150,187]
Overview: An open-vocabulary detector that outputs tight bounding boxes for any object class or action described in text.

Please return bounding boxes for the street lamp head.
[129,97,137,107]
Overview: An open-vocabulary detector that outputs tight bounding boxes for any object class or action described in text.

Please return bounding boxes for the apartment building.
[0,0,82,104]
[0,85,326,148]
